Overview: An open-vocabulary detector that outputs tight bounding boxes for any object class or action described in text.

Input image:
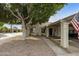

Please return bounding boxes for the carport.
[41,13,78,48]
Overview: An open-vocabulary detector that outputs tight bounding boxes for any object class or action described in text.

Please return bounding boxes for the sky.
[49,3,79,23]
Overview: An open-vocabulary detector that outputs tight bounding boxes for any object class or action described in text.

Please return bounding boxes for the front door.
[49,28,52,37]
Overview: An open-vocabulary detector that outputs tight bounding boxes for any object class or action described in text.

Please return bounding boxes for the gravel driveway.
[0,36,55,56]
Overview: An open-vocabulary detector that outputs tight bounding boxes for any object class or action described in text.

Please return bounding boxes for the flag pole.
[78,32,79,39]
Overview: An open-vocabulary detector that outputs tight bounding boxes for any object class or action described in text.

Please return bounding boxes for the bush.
[1,27,8,32]
[0,22,4,27]
[0,26,22,33]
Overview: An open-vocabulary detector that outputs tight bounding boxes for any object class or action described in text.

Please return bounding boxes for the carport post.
[60,20,69,48]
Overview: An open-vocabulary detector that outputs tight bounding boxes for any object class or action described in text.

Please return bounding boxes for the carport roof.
[40,22,52,27]
[40,13,77,27]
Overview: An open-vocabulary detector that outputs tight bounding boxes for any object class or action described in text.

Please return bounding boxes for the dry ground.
[0,33,6,38]
[0,36,55,56]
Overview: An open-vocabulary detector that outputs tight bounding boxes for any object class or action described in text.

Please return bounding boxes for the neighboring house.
[3,24,22,30]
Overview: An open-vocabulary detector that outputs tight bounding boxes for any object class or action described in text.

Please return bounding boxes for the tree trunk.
[26,26,30,36]
[22,20,27,40]
[22,20,31,40]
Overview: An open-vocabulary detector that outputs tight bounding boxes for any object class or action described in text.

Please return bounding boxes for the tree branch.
[26,18,32,26]
[8,8,21,20]
[24,16,29,20]
[16,9,23,20]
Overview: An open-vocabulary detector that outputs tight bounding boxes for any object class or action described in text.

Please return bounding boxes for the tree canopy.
[0,3,65,25]
[0,4,16,23]
[0,3,66,38]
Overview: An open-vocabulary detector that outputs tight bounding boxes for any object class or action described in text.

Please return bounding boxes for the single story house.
[38,13,78,48]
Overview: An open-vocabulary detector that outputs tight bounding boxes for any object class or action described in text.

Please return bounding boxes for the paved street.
[0,36,56,56]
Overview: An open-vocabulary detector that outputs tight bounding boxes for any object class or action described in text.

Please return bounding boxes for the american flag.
[71,12,79,39]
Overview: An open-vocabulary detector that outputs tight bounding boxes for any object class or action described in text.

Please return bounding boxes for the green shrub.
[1,27,8,32]
[0,22,4,27]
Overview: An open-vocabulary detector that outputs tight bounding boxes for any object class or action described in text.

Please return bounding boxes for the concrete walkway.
[42,37,79,56]
[41,37,69,56]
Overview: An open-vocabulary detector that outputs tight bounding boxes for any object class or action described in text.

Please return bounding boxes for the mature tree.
[0,3,65,39]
